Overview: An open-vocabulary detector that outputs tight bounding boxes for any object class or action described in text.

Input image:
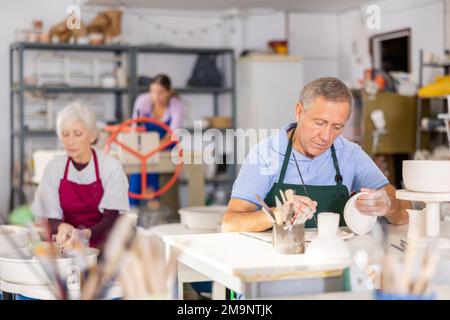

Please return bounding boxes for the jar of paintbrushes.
[375,238,439,300]
[256,189,315,254]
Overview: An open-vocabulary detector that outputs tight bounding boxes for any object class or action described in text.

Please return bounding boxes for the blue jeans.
[129,173,160,207]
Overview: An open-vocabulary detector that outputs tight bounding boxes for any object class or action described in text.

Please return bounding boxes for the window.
[370,29,411,73]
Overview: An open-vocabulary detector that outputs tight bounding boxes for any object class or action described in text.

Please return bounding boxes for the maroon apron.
[59,149,104,248]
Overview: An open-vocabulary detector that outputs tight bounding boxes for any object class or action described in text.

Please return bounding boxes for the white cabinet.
[236,55,304,137]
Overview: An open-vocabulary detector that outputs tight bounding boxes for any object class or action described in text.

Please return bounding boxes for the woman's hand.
[56,223,92,252]
[55,223,74,246]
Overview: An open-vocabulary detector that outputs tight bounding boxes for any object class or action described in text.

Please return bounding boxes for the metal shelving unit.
[10,42,236,210]
[12,85,129,94]
[415,49,450,150]
[132,45,236,199]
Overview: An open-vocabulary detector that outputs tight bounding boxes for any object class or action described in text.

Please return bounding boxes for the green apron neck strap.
[331,144,343,185]
[278,127,295,184]
[278,127,343,186]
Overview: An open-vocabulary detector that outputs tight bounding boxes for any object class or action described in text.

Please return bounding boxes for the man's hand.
[291,195,317,215]
[354,188,391,217]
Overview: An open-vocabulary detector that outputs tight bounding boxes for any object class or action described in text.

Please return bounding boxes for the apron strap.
[64,149,100,181]
[330,145,343,185]
[63,156,70,180]
[92,149,101,181]
[277,127,295,184]
[278,127,343,186]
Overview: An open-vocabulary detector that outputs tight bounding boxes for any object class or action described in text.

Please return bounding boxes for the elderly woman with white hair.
[31,102,130,250]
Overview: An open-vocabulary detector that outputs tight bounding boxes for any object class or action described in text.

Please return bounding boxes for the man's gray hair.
[56,102,98,139]
[299,77,353,111]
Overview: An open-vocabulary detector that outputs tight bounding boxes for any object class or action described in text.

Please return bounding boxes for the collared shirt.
[231,123,389,206]
[32,149,130,220]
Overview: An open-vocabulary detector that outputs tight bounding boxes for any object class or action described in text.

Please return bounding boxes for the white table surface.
[163,222,450,298]
[144,223,219,238]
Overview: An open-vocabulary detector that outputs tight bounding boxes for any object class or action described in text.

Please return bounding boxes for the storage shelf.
[10,41,236,211]
[10,42,129,52]
[417,96,448,101]
[136,45,233,55]
[138,86,233,94]
[10,42,233,55]
[12,130,56,137]
[423,63,450,68]
[420,128,447,133]
[12,85,129,94]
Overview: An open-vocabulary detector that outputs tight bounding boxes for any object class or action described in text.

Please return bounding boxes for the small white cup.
[318,212,340,237]
[407,209,426,239]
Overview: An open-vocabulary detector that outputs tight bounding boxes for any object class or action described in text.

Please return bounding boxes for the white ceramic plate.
[344,192,377,235]
[239,227,354,244]
[305,228,354,242]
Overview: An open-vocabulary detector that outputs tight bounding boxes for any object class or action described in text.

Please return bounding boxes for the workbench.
[164,222,450,300]
[121,150,205,207]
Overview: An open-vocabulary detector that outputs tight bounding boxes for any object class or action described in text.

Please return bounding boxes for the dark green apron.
[264,129,349,228]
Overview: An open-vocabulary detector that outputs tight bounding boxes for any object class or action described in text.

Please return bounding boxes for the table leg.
[185,164,205,206]
[212,282,226,300]
[2,291,15,300]
[176,262,210,300]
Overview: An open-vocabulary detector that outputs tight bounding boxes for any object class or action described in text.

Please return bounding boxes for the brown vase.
[104,10,122,37]
[87,12,109,34]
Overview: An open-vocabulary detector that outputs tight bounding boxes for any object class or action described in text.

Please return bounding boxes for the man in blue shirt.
[223,77,409,232]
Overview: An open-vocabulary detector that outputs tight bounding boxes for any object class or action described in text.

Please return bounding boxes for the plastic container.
[178,206,226,231]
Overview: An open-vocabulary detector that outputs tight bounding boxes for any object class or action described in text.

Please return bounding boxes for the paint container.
[374,290,435,300]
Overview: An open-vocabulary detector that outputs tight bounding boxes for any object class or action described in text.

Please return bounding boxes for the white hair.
[56,102,98,139]
[299,77,353,112]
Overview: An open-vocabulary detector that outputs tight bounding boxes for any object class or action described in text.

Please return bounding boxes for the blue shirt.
[231,123,389,206]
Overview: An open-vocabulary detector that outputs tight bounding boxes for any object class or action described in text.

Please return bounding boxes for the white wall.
[338,0,445,86]
[0,0,78,220]
[0,2,291,215]
[242,11,286,50]
[289,12,339,83]
[445,0,450,50]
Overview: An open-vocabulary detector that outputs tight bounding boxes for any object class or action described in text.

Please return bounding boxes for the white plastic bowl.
[403,160,450,193]
[178,206,226,231]
[0,247,98,286]
[0,225,29,255]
